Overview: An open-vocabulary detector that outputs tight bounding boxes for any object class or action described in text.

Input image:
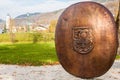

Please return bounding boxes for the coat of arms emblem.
[73,27,94,54]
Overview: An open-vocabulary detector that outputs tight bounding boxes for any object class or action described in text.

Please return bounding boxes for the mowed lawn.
[0,42,120,66]
[116,55,120,59]
[0,42,58,66]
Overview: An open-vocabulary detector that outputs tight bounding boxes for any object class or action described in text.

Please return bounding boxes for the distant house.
[33,24,49,31]
[34,26,47,31]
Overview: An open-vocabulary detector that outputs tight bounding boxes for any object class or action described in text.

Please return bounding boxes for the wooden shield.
[55,2,118,79]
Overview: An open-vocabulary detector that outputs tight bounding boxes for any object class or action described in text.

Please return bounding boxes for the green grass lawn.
[0,41,120,66]
[0,41,58,66]
[116,55,120,60]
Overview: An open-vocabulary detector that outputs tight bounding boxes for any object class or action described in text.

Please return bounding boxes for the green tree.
[3,25,7,33]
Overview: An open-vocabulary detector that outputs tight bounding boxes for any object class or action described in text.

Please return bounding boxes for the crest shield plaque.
[55,2,118,79]
[73,27,94,54]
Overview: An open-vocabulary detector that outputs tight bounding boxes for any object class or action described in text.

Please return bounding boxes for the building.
[6,14,17,33]
[6,14,11,30]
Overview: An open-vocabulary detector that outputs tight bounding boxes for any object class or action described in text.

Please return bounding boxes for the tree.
[117,0,120,55]
[9,18,16,43]
[3,25,7,33]
[49,20,57,33]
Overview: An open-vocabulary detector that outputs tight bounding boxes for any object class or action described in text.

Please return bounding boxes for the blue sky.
[0,0,91,20]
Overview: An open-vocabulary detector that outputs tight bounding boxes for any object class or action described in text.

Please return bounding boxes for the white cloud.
[0,0,13,6]
[0,0,91,20]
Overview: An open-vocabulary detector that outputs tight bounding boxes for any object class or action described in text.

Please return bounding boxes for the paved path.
[0,60,120,80]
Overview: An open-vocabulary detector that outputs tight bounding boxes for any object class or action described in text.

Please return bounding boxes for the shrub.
[0,32,54,43]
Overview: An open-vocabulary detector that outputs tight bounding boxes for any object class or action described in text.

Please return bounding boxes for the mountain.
[0,19,5,28]
[92,0,116,3]
[0,19,4,23]
[15,12,41,19]
[14,9,64,27]
[0,20,5,33]
[1,0,119,28]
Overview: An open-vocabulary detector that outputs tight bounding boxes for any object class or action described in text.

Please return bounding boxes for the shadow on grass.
[0,42,58,66]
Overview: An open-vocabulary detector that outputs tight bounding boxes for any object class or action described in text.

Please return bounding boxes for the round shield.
[55,2,118,79]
